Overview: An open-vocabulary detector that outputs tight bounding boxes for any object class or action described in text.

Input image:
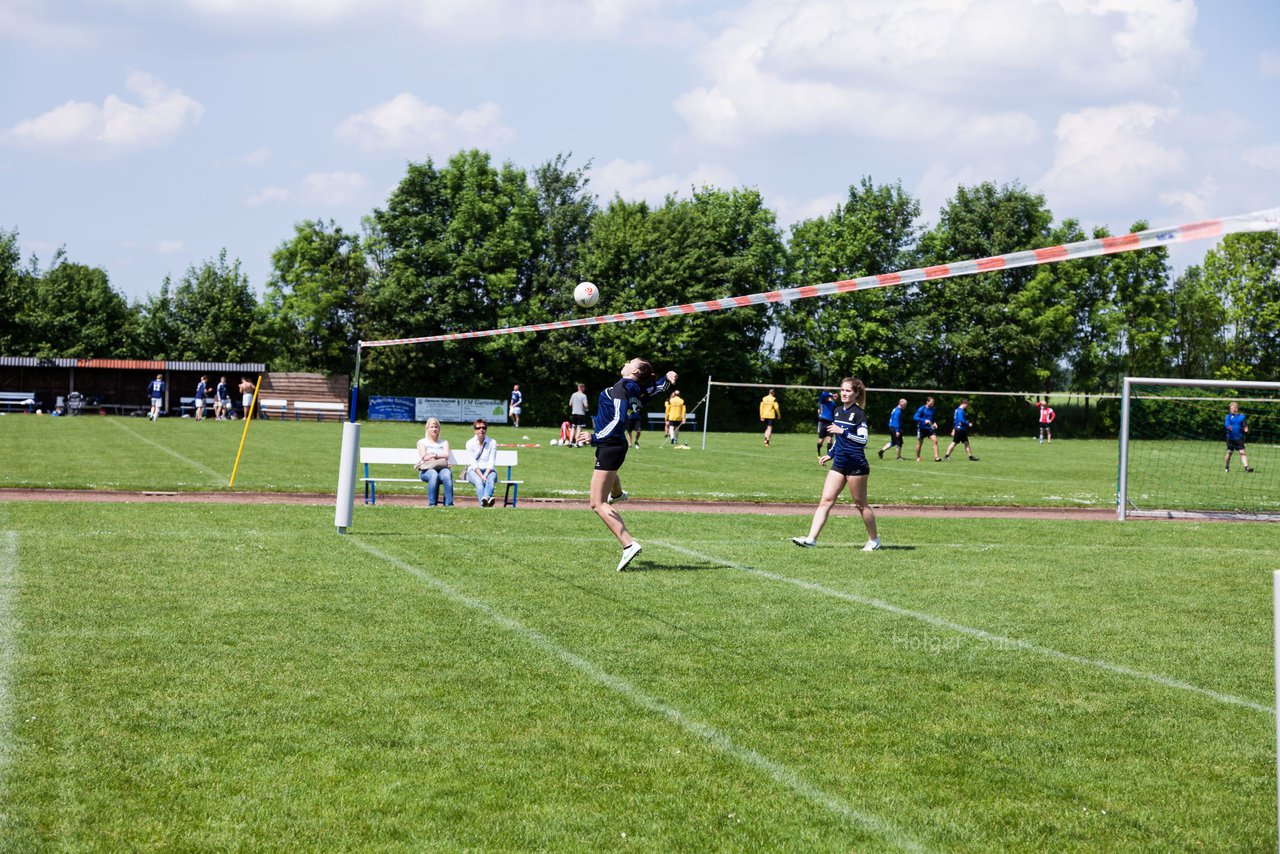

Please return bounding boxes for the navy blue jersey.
[818,391,837,422]
[830,402,870,464]
[148,379,164,399]
[216,381,228,401]
[953,406,969,430]
[1225,412,1247,441]
[592,375,670,445]
[510,389,522,407]
[913,404,935,428]
[888,406,902,430]
[195,381,207,401]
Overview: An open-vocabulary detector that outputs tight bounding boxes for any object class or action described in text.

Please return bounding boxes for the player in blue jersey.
[792,377,880,551]
[147,373,165,421]
[509,384,523,428]
[944,398,979,461]
[816,388,837,459]
[878,398,908,460]
[589,358,677,571]
[194,375,208,421]
[1223,401,1255,473]
[913,396,941,462]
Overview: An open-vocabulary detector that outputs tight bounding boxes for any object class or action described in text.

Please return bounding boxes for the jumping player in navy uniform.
[913,396,941,462]
[816,388,837,459]
[878,398,908,460]
[1224,401,1255,473]
[944,398,978,461]
[589,358,677,571]
[792,377,880,551]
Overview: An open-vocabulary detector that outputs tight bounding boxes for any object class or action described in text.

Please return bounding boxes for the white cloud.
[237,147,271,166]
[156,240,185,254]
[300,171,368,206]
[1242,144,1280,171]
[674,0,1197,147]
[1260,50,1280,78]
[1159,176,1218,220]
[591,159,737,206]
[1040,103,1187,207]
[245,186,290,206]
[336,94,515,153]
[2,72,203,152]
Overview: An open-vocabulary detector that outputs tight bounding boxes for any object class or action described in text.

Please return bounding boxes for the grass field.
[2,415,1277,850]
[1,415,1119,507]
[0,501,1276,850]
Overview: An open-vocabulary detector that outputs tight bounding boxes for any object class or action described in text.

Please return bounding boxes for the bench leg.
[503,482,517,508]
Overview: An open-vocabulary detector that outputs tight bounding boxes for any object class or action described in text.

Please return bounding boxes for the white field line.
[350,538,928,854]
[656,541,1274,716]
[0,532,17,833]
[107,420,229,486]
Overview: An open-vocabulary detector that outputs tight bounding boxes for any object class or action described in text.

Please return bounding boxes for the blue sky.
[2,0,1277,304]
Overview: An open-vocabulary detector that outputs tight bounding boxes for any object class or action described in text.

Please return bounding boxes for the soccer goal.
[1118,377,1280,520]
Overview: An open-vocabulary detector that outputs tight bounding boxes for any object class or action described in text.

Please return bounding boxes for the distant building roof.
[0,356,267,371]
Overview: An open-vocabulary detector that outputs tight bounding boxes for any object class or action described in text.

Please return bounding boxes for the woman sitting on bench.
[416,417,454,507]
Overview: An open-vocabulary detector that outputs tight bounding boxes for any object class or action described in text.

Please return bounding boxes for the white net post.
[1118,377,1133,521]
[1275,569,1280,849]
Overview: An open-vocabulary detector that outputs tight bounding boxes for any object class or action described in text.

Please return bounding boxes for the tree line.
[2,149,1276,429]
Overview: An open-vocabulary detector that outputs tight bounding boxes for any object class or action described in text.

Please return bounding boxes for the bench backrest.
[360,447,518,468]
[0,392,35,401]
[294,401,344,410]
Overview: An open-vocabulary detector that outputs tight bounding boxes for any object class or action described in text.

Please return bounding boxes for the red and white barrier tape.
[360,206,1280,349]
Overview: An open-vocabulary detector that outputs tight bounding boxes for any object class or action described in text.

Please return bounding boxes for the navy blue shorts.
[1226,438,1246,452]
[917,426,935,439]
[831,456,870,477]
[889,430,903,447]
[817,419,832,438]
[953,429,970,444]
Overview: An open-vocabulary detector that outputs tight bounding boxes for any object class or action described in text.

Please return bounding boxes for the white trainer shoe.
[863,538,881,551]
[617,541,642,571]
[791,537,816,548]
[607,490,629,505]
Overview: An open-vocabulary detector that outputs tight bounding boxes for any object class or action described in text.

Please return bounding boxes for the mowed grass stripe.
[656,540,1274,716]
[106,418,229,486]
[349,537,930,854]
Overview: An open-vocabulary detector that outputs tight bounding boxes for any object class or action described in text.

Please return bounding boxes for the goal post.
[1118,376,1280,520]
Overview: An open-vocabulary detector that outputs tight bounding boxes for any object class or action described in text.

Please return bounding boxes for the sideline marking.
[107,420,229,486]
[656,541,1273,716]
[0,532,17,832]
[349,538,927,853]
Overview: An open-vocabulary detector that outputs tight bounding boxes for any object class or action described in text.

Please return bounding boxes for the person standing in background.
[509,384,523,428]
[147,373,165,421]
[239,377,255,420]
[760,389,780,447]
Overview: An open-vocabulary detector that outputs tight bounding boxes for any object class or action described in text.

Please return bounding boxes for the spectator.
[238,377,255,420]
[416,417,455,506]
[569,382,590,446]
[465,419,499,507]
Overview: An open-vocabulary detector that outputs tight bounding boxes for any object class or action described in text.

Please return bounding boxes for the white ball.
[574,281,600,308]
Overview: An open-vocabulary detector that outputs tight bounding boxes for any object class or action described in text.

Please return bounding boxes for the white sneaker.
[607,490,629,505]
[791,537,816,548]
[863,538,881,552]
[617,541,642,571]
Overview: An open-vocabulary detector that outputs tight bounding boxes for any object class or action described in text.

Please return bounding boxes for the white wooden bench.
[359,447,521,506]
[178,396,211,417]
[647,411,697,427]
[258,398,288,419]
[0,391,39,413]
[293,400,346,421]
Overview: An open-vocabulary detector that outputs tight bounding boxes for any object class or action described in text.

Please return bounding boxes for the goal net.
[1118,377,1280,520]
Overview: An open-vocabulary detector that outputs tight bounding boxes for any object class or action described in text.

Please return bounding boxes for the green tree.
[0,228,32,354]
[361,150,540,397]
[907,182,1060,392]
[778,177,920,387]
[134,279,180,360]
[1202,232,1280,380]
[18,249,133,357]
[266,219,368,375]
[1167,264,1225,378]
[169,250,267,362]
[1108,220,1173,379]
